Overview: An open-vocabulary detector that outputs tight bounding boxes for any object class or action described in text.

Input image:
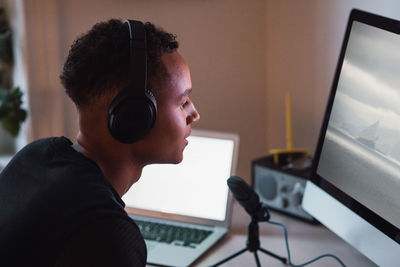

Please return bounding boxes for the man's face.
[136,52,200,164]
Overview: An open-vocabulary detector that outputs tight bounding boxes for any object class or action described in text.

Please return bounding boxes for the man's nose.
[187,104,200,124]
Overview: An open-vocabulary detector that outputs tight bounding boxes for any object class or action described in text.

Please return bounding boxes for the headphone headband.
[125,20,147,97]
[107,19,157,144]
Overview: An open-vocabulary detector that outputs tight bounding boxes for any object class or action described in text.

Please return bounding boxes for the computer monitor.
[302,9,400,266]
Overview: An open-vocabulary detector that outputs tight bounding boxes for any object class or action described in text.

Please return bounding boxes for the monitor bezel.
[310,8,400,245]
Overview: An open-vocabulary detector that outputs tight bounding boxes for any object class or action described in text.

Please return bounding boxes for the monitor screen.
[303,9,400,266]
[318,19,400,230]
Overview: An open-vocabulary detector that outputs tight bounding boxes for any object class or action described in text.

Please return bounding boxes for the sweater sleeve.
[55,217,147,267]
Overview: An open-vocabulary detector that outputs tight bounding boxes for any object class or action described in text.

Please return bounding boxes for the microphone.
[227,176,270,221]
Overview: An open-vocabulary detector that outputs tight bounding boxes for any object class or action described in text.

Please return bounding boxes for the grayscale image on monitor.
[302,9,400,267]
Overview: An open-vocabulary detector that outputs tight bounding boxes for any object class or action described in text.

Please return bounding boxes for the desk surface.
[148,201,377,267]
[195,202,376,267]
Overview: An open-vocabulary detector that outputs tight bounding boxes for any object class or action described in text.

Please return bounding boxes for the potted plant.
[0,6,27,154]
[0,86,26,137]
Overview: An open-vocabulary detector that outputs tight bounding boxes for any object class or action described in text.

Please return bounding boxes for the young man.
[0,19,199,267]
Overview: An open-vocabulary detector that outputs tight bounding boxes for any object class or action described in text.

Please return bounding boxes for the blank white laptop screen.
[122,133,235,221]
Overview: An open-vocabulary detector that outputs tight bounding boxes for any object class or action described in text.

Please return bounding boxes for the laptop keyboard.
[134,219,213,248]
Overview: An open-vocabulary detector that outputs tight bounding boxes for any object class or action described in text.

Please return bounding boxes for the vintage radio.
[252,154,314,221]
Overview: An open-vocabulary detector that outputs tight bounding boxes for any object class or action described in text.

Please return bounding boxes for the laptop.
[122,128,240,267]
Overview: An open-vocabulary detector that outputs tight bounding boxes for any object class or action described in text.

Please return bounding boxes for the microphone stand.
[209,205,287,267]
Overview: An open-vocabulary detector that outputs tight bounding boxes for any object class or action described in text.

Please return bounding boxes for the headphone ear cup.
[108,89,157,143]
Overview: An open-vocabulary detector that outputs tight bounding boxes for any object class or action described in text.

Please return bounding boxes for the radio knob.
[281,197,289,208]
[292,191,303,206]
[291,182,304,206]
[281,185,289,193]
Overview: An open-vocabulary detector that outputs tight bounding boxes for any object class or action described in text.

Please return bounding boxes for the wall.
[265,0,400,156]
[20,0,400,181]
[21,0,267,181]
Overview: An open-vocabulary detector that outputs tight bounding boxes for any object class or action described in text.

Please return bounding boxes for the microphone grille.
[227,176,252,201]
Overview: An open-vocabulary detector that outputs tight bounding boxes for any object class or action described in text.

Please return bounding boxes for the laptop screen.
[122,129,238,221]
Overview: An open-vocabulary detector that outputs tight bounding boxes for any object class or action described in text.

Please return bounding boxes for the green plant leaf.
[0,86,27,136]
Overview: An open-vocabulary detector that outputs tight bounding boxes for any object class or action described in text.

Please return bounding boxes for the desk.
[152,202,377,267]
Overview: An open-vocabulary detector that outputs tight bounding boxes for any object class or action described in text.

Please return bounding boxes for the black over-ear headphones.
[107,20,157,144]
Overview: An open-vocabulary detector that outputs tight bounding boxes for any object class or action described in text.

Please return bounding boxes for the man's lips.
[184,130,191,145]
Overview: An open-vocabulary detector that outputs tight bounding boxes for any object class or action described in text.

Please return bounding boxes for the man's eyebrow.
[178,88,192,98]
[182,88,192,96]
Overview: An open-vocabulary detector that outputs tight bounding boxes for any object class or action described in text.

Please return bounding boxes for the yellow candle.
[285,92,293,151]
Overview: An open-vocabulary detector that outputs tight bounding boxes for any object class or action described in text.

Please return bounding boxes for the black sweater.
[0,137,146,267]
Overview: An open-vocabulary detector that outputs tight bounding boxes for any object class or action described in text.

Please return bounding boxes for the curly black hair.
[60,19,179,108]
